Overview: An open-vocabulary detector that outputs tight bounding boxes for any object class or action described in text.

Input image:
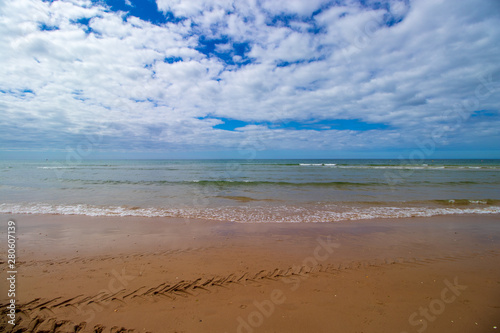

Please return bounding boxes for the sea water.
[1,159,499,223]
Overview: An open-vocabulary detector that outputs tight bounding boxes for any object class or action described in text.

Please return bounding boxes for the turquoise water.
[1,159,499,222]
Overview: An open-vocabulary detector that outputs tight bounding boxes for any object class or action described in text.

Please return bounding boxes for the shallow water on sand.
[1,159,499,222]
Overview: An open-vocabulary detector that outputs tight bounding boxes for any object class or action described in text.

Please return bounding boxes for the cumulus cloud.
[0,0,499,156]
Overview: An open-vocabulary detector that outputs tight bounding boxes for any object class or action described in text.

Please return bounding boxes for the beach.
[3,0,500,331]
[1,213,499,333]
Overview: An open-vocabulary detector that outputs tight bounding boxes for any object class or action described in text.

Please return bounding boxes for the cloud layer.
[1,0,499,156]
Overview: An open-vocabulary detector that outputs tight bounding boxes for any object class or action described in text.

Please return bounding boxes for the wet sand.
[1,213,499,332]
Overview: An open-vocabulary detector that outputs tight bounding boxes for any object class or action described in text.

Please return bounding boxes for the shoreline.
[1,213,499,332]
[2,201,500,224]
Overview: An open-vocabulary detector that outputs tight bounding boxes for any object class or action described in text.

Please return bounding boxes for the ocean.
[1,159,499,223]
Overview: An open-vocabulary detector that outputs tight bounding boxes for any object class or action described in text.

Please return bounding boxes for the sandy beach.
[1,213,499,333]
[2,0,500,331]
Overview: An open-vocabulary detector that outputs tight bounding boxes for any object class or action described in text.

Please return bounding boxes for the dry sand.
[1,213,499,333]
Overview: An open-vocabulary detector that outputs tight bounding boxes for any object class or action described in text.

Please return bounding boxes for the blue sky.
[0,0,499,159]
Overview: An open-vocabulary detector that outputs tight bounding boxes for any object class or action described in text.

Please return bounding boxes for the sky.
[0,0,499,159]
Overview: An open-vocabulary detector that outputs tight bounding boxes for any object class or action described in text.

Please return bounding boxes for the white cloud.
[260,0,328,17]
[0,0,499,155]
[156,0,234,18]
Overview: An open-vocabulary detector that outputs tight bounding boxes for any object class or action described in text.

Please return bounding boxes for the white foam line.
[1,203,499,223]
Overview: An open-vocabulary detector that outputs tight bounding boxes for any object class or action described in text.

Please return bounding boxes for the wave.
[430,199,500,206]
[58,179,399,187]
[1,202,499,223]
[192,180,380,187]
[299,163,337,166]
[37,166,179,171]
[32,162,500,171]
[299,164,500,170]
[58,178,500,187]
[37,166,74,169]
